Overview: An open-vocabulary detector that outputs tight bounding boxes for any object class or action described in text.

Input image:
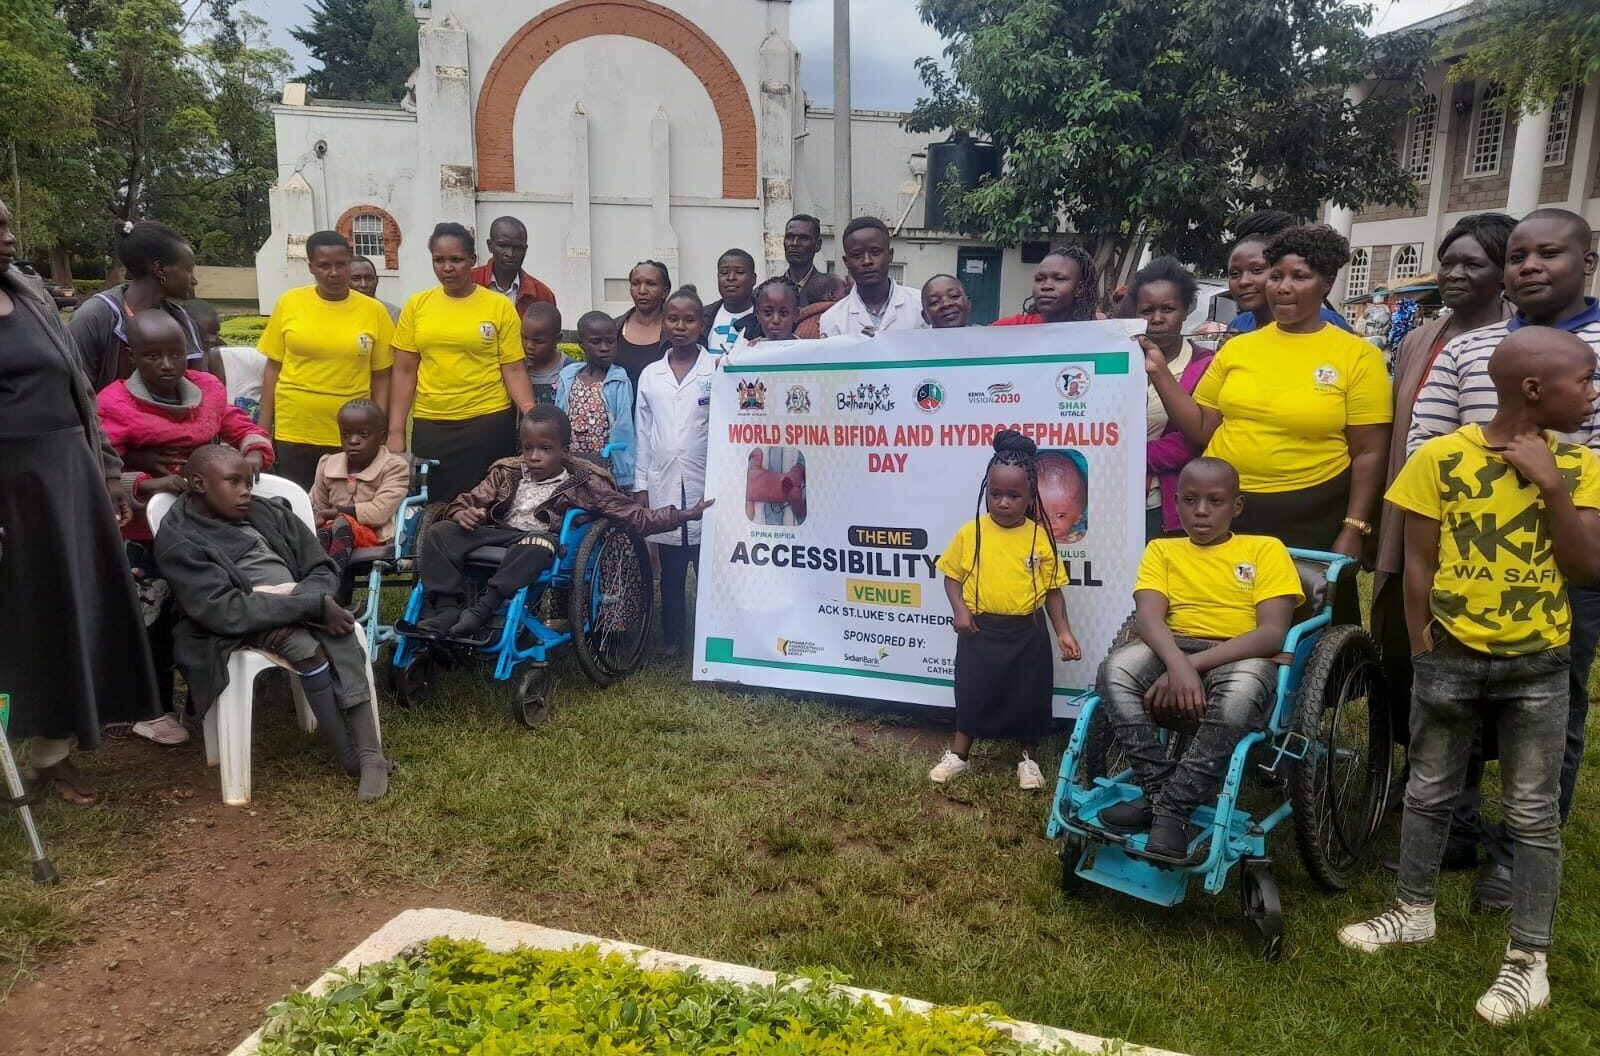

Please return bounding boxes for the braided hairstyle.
[970,430,1056,615]
[1035,245,1101,322]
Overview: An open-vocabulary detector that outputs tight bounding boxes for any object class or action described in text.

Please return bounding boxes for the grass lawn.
[4,643,1599,1055]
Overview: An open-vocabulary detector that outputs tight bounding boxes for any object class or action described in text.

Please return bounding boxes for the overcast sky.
[256,0,1470,111]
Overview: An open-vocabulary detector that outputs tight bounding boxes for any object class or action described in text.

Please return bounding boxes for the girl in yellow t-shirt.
[258,229,396,489]
[1148,224,1391,562]
[386,222,535,503]
[930,431,1082,791]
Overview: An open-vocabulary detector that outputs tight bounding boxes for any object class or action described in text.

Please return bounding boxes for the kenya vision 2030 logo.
[914,379,945,413]
[967,380,1022,405]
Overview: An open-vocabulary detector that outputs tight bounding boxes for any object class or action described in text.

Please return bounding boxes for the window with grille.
[1393,244,1422,281]
[351,214,386,260]
[1346,249,1370,298]
[1406,95,1437,180]
[1468,84,1506,176]
[1545,84,1574,166]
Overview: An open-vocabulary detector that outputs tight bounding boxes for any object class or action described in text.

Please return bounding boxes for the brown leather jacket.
[444,455,686,538]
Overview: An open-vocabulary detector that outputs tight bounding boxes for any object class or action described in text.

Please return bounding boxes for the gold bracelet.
[1342,517,1373,535]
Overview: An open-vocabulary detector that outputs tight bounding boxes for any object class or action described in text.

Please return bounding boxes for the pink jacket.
[1148,345,1216,533]
[97,370,275,541]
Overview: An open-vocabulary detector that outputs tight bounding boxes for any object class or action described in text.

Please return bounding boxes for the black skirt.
[0,427,158,742]
[953,611,1054,740]
[412,408,517,505]
[1231,468,1351,550]
[271,440,340,490]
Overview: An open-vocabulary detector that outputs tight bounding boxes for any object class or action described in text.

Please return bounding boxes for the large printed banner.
[693,320,1147,713]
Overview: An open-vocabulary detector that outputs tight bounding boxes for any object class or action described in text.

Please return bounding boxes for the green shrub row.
[257,938,1072,1054]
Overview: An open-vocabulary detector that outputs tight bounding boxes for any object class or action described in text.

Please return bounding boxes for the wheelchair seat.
[1291,557,1333,624]
[347,544,395,569]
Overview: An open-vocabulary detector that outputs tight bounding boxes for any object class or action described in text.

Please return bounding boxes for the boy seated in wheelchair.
[1094,457,1303,858]
[415,405,712,639]
[154,445,392,801]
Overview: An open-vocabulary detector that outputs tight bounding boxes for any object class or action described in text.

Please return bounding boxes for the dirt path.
[0,739,465,1056]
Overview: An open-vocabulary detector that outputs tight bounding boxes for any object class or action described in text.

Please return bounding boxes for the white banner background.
[693,321,1147,713]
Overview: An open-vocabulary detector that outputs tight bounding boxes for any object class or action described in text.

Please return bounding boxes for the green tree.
[1448,0,1600,113]
[908,0,1431,281]
[291,0,419,104]
[151,1,290,265]
[0,0,94,262]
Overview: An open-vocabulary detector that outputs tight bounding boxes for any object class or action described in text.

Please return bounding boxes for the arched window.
[1468,83,1506,177]
[334,206,402,271]
[1406,94,1437,180]
[1392,244,1422,281]
[1346,248,1370,299]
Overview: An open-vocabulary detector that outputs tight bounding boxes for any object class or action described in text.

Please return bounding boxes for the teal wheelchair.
[387,448,653,727]
[1046,550,1396,958]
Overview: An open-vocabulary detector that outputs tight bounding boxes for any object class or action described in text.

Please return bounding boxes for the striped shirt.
[1407,299,1600,456]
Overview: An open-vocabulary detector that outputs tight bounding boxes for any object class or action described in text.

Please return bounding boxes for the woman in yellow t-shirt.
[1148,224,1392,559]
[386,222,535,502]
[257,230,395,488]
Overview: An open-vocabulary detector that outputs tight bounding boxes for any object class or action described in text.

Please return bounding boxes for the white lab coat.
[634,346,715,546]
[817,281,929,337]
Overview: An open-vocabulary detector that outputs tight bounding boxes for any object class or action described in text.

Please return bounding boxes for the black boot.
[450,590,504,639]
[416,595,462,637]
[345,700,390,802]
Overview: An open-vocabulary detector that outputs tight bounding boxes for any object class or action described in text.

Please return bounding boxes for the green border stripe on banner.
[721,352,1130,376]
[704,638,1086,697]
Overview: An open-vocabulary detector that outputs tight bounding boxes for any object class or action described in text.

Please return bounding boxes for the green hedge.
[219,315,268,346]
[257,938,1071,1054]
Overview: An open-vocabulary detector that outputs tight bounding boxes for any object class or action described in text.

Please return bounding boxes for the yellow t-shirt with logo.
[937,515,1067,616]
[393,286,524,421]
[1386,425,1600,656]
[1193,324,1392,493]
[258,285,395,446]
[1134,533,1304,640]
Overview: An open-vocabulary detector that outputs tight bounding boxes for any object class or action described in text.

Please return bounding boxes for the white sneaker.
[1337,900,1436,952]
[928,750,969,784]
[1017,754,1045,790]
[132,713,190,746]
[1476,946,1550,1025]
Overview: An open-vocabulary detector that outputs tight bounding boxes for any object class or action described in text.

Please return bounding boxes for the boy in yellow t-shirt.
[1095,457,1303,858]
[1340,328,1600,1025]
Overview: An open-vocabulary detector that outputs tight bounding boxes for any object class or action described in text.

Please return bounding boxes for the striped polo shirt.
[1407,298,1600,456]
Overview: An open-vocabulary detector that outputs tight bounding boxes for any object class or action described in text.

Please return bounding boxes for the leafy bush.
[258,938,1074,1054]
[220,314,269,346]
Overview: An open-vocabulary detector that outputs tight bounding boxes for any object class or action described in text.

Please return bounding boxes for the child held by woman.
[309,399,412,570]
[555,311,636,488]
[636,287,718,659]
[414,406,711,639]
[930,431,1081,789]
[97,311,275,746]
[155,445,391,800]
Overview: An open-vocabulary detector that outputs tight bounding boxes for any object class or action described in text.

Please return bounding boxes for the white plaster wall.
[795,108,932,233]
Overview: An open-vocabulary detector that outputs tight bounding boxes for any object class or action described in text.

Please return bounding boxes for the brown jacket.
[444,454,686,538]
[310,447,413,542]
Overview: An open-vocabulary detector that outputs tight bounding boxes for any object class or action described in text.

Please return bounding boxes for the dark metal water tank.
[924,133,1001,231]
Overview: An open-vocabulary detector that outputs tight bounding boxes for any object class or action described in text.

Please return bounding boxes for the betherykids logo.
[836,383,895,415]
[914,379,945,413]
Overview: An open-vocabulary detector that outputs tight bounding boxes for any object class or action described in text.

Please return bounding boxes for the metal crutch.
[0,528,60,884]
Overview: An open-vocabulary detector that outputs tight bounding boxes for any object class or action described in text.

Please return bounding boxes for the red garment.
[97,369,275,541]
[794,300,837,339]
[331,512,382,549]
[991,313,1044,326]
[468,263,558,318]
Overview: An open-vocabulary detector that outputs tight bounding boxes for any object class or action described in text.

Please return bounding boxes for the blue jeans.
[1096,639,1276,822]
[1480,584,1600,868]
[1398,631,1567,953]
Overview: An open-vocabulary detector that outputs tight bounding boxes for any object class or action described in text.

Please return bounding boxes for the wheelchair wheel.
[392,651,438,708]
[512,664,555,729]
[1289,624,1394,891]
[1240,857,1284,961]
[1078,612,1140,784]
[1058,834,1087,895]
[568,520,653,686]
[408,501,450,559]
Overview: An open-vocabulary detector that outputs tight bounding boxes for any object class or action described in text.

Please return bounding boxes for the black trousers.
[420,522,557,602]
[272,440,340,490]
[659,543,700,649]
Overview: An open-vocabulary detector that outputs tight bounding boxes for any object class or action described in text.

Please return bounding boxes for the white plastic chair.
[147,473,379,805]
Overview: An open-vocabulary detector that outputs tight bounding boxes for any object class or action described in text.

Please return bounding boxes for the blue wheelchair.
[387,457,654,727]
[1046,550,1396,959]
[342,460,444,662]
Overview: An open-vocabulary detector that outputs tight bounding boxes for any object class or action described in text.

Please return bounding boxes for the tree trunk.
[50,245,73,285]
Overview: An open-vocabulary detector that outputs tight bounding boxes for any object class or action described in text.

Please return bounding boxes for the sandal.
[31,759,102,806]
